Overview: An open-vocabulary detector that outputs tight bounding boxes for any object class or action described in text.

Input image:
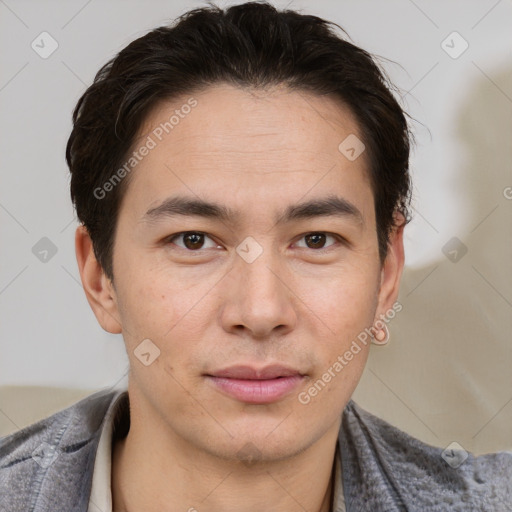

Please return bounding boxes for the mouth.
[204,364,306,404]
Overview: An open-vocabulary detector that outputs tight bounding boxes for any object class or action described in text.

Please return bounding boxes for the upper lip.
[206,364,302,380]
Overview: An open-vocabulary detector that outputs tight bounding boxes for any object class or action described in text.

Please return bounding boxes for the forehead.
[139,83,365,159]
[120,83,373,222]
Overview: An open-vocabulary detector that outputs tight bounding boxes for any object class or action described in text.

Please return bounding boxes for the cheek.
[297,275,374,415]
[296,262,378,402]
[300,263,379,337]
[115,263,217,386]
[115,257,198,336]
[115,276,169,341]
[116,269,206,395]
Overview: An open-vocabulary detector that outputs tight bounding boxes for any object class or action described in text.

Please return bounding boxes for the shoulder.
[340,399,512,511]
[0,387,127,512]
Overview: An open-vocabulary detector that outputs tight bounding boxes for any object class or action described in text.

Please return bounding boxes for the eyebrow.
[141,194,364,228]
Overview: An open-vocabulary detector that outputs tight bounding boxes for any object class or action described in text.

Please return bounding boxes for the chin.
[211,437,310,465]
[211,420,318,462]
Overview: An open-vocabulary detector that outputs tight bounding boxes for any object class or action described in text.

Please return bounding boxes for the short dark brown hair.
[66,0,413,282]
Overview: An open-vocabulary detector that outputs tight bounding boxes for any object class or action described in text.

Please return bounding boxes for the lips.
[208,364,302,380]
[205,364,305,404]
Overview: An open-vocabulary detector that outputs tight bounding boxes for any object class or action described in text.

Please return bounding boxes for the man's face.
[99,83,399,462]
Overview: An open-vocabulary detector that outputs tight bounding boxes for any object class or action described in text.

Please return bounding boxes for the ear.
[375,212,406,318]
[75,225,122,334]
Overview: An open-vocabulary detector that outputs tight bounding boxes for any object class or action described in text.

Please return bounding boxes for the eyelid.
[166,231,220,250]
[293,232,343,250]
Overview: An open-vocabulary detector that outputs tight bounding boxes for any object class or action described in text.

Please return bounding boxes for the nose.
[220,245,298,340]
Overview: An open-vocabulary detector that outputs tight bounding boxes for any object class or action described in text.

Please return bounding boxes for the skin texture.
[75,83,405,512]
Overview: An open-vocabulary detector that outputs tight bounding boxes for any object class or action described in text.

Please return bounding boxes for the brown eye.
[305,233,327,249]
[296,232,337,250]
[168,232,218,251]
[182,232,204,250]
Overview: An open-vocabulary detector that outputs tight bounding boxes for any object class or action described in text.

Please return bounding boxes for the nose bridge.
[237,239,285,302]
[224,236,297,336]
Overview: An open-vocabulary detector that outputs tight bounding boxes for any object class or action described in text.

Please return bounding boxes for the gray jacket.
[1,387,511,511]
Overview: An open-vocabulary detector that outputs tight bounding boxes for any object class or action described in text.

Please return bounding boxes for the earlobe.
[75,225,122,334]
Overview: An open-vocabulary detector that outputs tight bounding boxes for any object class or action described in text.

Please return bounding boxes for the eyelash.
[165,231,346,252]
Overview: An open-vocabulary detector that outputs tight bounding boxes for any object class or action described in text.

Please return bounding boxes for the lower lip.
[206,375,304,404]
